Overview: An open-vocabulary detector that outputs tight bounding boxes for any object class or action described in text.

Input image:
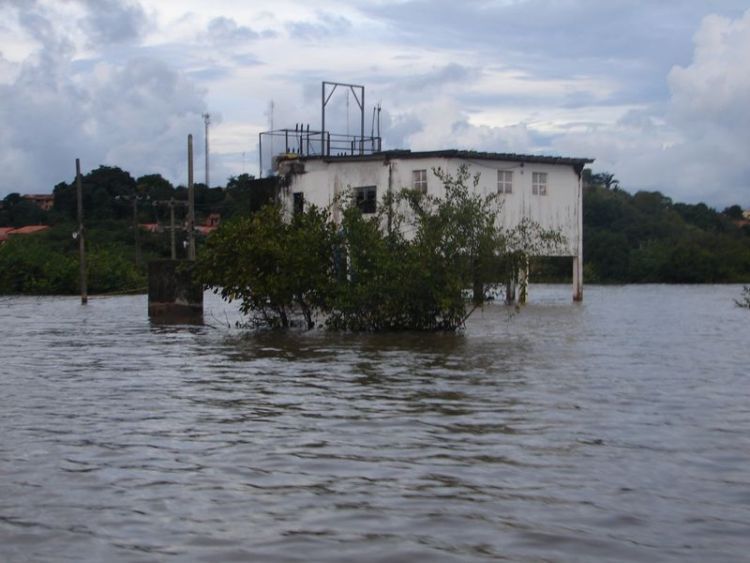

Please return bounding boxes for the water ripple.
[1,286,750,561]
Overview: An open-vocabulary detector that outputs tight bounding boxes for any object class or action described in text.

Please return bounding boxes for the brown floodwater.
[1,285,749,562]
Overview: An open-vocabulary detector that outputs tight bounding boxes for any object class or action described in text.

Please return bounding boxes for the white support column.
[573,168,584,302]
[573,256,583,301]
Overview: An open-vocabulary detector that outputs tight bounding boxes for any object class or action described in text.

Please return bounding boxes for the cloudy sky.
[1,0,749,207]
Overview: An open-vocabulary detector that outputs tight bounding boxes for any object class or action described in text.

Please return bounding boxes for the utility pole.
[202,113,210,188]
[75,158,87,305]
[133,197,141,268]
[169,199,176,259]
[188,134,196,260]
[154,198,188,259]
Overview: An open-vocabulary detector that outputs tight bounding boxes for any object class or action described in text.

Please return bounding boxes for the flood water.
[1,285,749,562]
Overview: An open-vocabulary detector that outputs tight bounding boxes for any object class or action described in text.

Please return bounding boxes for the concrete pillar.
[505,277,516,305]
[573,255,583,302]
[148,260,203,324]
[518,258,529,305]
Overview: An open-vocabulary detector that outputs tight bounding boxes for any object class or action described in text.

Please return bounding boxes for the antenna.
[268,100,274,157]
[202,113,210,187]
[377,102,381,138]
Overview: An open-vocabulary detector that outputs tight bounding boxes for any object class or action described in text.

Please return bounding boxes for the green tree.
[197,204,336,329]
[198,166,563,331]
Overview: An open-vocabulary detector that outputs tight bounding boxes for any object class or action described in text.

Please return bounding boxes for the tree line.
[1,164,749,296]
[582,170,750,283]
[0,166,276,294]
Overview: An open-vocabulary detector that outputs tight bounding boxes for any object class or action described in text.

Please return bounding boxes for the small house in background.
[22,194,54,211]
[139,223,161,233]
[196,213,221,236]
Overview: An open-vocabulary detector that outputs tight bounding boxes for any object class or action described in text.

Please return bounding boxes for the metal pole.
[360,87,365,155]
[75,158,87,304]
[188,134,196,260]
[258,133,263,178]
[169,198,176,259]
[321,82,326,155]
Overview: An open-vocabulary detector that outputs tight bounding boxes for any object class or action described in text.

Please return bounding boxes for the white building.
[276,149,593,301]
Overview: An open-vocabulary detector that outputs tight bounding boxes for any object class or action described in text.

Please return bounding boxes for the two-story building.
[275,149,593,301]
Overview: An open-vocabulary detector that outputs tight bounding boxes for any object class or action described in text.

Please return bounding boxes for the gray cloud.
[0,3,209,194]
[205,16,278,44]
[208,16,258,41]
[358,0,749,106]
[287,12,351,40]
[79,0,149,45]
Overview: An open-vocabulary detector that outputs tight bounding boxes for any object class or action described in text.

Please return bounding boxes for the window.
[497,170,513,194]
[532,172,548,196]
[354,186,377,214]
[412,169,428,194]
[293,192,304,215]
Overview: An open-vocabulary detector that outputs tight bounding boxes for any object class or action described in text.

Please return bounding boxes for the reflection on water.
[1,286,749,562]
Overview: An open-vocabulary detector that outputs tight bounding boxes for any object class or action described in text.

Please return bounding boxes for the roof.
[301,149,594,168]
[8,225,50,235]
[23,194,53,200]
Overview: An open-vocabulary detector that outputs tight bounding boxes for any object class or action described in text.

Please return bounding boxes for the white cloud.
[1,0,749,206]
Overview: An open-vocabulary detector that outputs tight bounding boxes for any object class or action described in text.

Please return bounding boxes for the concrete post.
[505,277,516,305]
[148,260,203,324]
[574,169,584,301]
[518,258,529,305]
[573,256,583,302]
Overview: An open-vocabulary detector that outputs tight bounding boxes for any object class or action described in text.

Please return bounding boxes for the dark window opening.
[293,192,304,215]
[354,186,377,214]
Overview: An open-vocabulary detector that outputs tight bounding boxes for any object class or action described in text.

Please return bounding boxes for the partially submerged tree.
[197,166,565,331]
[197,204,336,329]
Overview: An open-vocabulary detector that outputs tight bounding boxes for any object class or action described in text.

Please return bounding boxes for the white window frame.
[412,169,428,194]
[532,172,548,196]
[497,170,513,194]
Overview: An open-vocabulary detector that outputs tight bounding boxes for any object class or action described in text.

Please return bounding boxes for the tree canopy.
[582,171,750,283]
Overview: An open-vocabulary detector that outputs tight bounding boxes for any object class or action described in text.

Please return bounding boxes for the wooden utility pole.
[133,196,141,267]
[187,134,196,260]
[75,158,88,304]
[169,198,176,259]
[154,198,188,259]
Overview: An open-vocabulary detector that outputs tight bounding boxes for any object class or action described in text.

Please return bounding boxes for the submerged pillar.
[505,277,516,305]
[518,258,529,305]
[573,256,583,302]
[148,260,203,324]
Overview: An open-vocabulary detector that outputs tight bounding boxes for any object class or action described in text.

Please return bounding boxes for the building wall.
[284,156,583,257]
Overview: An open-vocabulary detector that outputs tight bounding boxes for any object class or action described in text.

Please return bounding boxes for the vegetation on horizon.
[582,170,750,284]
[1,163,749,296]
[0,166,276,295]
